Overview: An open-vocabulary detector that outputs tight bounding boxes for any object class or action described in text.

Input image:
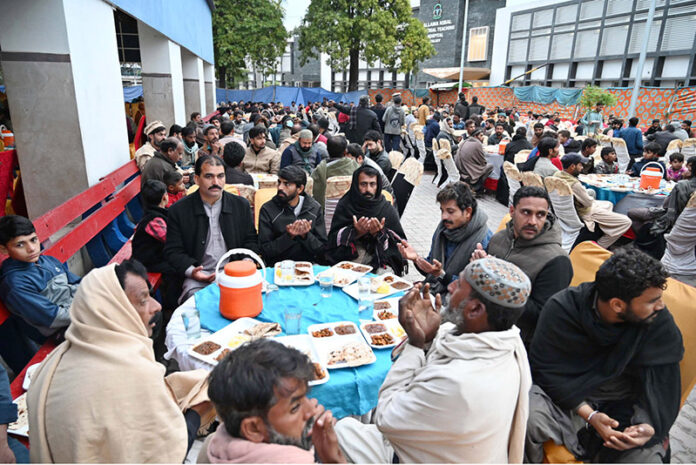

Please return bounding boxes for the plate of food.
[188,318,282,366]
[342,274,413,301]
[360,317,406,349]
[8,393,28,438]
[315,261,373,288]
[307,321,376,369]
[274,261,316,286]
[275,334,330,386]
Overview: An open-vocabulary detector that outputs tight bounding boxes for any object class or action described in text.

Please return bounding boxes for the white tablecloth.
[164,296,213,371]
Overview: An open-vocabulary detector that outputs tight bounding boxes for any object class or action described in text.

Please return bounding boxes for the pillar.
[138,21,186,129]
[181,51,206,121]
[204,62,216,114]
[0,0,129,218]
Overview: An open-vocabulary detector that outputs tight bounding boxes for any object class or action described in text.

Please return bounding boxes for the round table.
[164,266,399,419]
[579,174,673,207]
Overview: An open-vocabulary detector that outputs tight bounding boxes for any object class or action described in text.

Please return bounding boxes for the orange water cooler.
[498,139,509,155]
[639,162,664,190]
[215,249,266,319]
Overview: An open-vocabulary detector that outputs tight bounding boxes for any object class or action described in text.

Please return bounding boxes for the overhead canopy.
[423,67,490,81]
[429,82,459,91]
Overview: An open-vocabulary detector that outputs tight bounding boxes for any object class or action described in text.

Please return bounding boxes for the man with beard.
[198,125,222,157]
[487,122,509,146]
[470,186,572,344]
[335,258,532,463]
[555,154,631,249]
[135,120,167,170]
[165,155,258,303]
[204,339,345,463]
[140,137,184,186]
[258,166,327,266]
[326,165,406,275]
[399,182,491,296]
[362,130,392,174]
[280,129,323,173]
[530,122,545,147]
[525,249,683,463]
[181,125,200,168]
[455,129,494,194]
[243,125,280,175]
[332,95,381,144]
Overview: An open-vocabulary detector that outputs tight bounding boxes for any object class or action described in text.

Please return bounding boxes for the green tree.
[297,0,436,91]
[213,0,288,88]
[579,85,618,109]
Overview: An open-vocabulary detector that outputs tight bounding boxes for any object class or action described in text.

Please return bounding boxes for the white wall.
[169,41,186,124]
[662,56,690,78]
[63,0,129,185]
[0,0,69,53]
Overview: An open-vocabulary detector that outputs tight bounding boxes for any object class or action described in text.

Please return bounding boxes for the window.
[529,36,549,61]
[533,9,553,28]
[468,26,489,62]
[511,13,531,31]
[579,0,605,20]
[600,25,629,55]
[606,0,633,16]
[555,4,578,23]
[550,33,573,60]
[661,16,696,51]
[553,24,575,33]
[574,29,600,58]
[508,39,528,63]
[628,20,662,53]
[636,0,665,9]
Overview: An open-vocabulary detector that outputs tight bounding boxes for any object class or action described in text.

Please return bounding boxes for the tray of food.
[274,261,315,286]
[314,261,373,288]
[342,274,413,301]
[275,334,330,386]
[188,318,282,366]
[307,321,376,369]
[359,320,406,349]
[8,392,28,437]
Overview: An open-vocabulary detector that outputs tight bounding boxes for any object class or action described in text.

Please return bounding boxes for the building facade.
[490,0,696,88]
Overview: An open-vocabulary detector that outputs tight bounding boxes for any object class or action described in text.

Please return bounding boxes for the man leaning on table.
[335,257,532,463]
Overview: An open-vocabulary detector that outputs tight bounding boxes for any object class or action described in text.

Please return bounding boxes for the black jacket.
[454,100,469,120]
[468,102,485,116]
[334,103,381,144]
[503,135,532,163]
[141,151,177,186]
[164,190,259,275]
[258,194,327,265]
[371,103,386,132]
[132,207,175,274]
[225,167,254,186]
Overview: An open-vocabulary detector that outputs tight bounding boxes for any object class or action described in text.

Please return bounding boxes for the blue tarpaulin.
[123,85,143,102]
[214,86,370,107]
[513,86,582,106]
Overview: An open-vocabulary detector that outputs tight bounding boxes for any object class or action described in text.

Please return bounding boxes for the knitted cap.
[298,129,313,140]
[463,257,531,308]
[144,120,166,135]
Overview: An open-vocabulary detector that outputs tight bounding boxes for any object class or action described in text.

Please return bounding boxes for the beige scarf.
[28,264,209,463]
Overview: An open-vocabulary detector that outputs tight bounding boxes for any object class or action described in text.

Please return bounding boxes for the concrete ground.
[187,172,695,463]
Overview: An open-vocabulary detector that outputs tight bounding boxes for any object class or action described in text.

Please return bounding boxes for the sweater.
[132,207,175,274]
[619,126,644,156]
[242,146,280,174]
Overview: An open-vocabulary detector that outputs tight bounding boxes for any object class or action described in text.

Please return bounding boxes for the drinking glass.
[284,305,302,335]
[264,284,279,310]
[181,306,201,340]
[319,274,333,298]
[357,276,373,320]
[280,260,295,283]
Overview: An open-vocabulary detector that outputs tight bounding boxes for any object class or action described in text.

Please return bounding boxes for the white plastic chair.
[324,176,352,230]
[611,138,631,174]
[503,161,522,207]
[521,171,544,188]
[515,149,532,165]
[544,177,584,253]
[682,138,696,158]
[662,193,696,278]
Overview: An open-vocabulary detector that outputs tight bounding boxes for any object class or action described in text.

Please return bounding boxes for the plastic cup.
[357,277,373,320]
[319,275,333,298]
[181,306,201,340]
[284,305,302,335]
[281,260,295,283]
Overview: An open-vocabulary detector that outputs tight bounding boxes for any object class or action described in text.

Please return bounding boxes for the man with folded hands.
[335,257,532,463]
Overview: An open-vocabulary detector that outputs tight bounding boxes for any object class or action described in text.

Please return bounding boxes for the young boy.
[667,152,688,181]
[628,141,664,177]
[131,179,174,275]
[594,147,619,174]
[164,170,186,207]
[0,216,80,352]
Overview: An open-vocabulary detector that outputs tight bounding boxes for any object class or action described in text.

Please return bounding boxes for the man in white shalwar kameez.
[336,257,533,463]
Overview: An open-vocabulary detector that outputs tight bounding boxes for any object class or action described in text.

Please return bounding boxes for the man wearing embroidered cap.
[335,257,532,463]
[135,120,167,170]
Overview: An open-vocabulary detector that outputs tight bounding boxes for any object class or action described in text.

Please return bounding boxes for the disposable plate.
[342,274,413,301]
[275,335,330,386]
[359,320,405,349]
[8,393,28,438]
[274,261,316,286]
[307,321,376,369]
[315,261,373,288]
[187,317,263,366]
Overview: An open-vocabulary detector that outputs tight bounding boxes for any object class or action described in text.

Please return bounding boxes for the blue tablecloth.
[194,266,400,419]
[583,183,630,205]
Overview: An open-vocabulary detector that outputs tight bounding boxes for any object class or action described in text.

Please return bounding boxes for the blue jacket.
[424,119,440,148]
[619,126,644,156]
[0,363,16,424]
[0,255,80,337]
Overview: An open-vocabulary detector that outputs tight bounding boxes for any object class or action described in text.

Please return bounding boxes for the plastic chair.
[682,138,696,158]
[503,161,522,207]
[253,188,275,230]
[520,171,543,188]
[611,138,631,174]
[392,158,424,216]
[324,176,352,230]
[515,150,532,165]
[662,192,696,279]
[666,138,683,154]
[388,151,405,171]
[544,177,584,253]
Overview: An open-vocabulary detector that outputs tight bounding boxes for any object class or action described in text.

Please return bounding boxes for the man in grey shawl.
[456,129,494,194]
[398,182,491,296]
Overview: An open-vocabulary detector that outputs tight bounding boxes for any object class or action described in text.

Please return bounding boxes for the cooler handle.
[214,248,267,287]
[640,161,665,176]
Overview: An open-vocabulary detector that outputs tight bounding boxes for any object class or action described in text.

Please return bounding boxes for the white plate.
[8,393,28,438]
[275,335,330,386]
[359,321,405,349]
[274,261,316,287]
[342,274,413,301]
[307,321,376,369]
[187,317,263,366]
[315,261,373,288]
[21,363,40,391]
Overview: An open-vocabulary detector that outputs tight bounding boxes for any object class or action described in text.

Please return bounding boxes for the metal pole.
[628,0,656,118]
[457,0,470,94]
